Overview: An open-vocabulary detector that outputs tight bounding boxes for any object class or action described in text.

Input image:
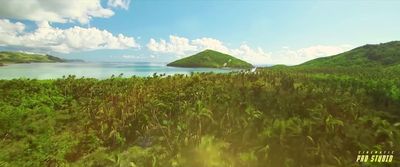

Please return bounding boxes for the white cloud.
[0,0,130,24]
[0,20,139,53]
[147,35,270,64]
[147,35,197,55]
[191,37,230,53]
[231,44,271,64]
[0,19,25,35]
[295,45,351,59]
[108,0,131,10]
[272,45,352,65]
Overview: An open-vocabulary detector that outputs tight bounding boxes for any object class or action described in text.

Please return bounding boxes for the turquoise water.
[0,62,237,79]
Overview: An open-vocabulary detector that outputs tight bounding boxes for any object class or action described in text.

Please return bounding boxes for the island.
[167,49,253,68]
[0,51,84,65]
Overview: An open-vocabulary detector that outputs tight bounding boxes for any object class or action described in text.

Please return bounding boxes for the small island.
[167,49,253,68]
[0,51,84,66]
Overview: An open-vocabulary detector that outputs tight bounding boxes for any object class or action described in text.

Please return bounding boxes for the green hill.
[0,51,82,65]
[299,41,400,68]
[167,49,253,68]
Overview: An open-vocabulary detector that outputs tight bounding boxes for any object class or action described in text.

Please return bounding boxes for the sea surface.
[0,62,238,80]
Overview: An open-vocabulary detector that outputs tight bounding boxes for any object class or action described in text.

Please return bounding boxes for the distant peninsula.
[298,41,400,68]
[0,51,83,66]
[167,49,253,68]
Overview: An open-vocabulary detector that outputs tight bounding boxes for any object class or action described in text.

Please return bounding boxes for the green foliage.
[167,49,253,68]
[0,67,399,166]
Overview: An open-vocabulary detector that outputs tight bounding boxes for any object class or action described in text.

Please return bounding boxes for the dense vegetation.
[167,49,253,68]
[0,51,82,65]
[300,41,400,68]
[1,42,400,166]
[0,67,399,166]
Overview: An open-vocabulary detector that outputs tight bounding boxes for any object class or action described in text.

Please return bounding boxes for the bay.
[0,62,237,80]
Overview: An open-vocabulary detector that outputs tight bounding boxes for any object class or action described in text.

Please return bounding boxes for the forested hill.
[167,49,253,68]
[299,41,400,68]
[0,51,83,65]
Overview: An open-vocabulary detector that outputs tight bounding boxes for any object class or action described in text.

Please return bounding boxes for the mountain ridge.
[0,51,84,65]
[298,41,400,68]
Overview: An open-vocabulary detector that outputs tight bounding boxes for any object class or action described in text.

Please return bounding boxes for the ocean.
[0,62,238,79]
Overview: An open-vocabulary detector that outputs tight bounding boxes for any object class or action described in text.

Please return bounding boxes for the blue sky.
[1,0,400,65]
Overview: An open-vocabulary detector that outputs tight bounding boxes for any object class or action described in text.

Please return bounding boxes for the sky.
[0,0,400,65]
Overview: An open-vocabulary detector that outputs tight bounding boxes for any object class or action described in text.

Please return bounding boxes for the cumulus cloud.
[0,19,25,35]
[231,44,271,64]
[273,45,352,65]
[147,35,270,64]
[147,35,197,55]
[0,0,130,24]
[294,45,351,59]
[0,20,139,53]
[108,0,131,10]
[191,38,230,53]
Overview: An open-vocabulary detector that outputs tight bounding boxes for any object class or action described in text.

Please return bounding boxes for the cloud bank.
[0,20,139,53]
[0,0,137,53]
[272,45,353,65]
[0,0,131,24]
[146,35,351,65]
[147,35,271,64]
